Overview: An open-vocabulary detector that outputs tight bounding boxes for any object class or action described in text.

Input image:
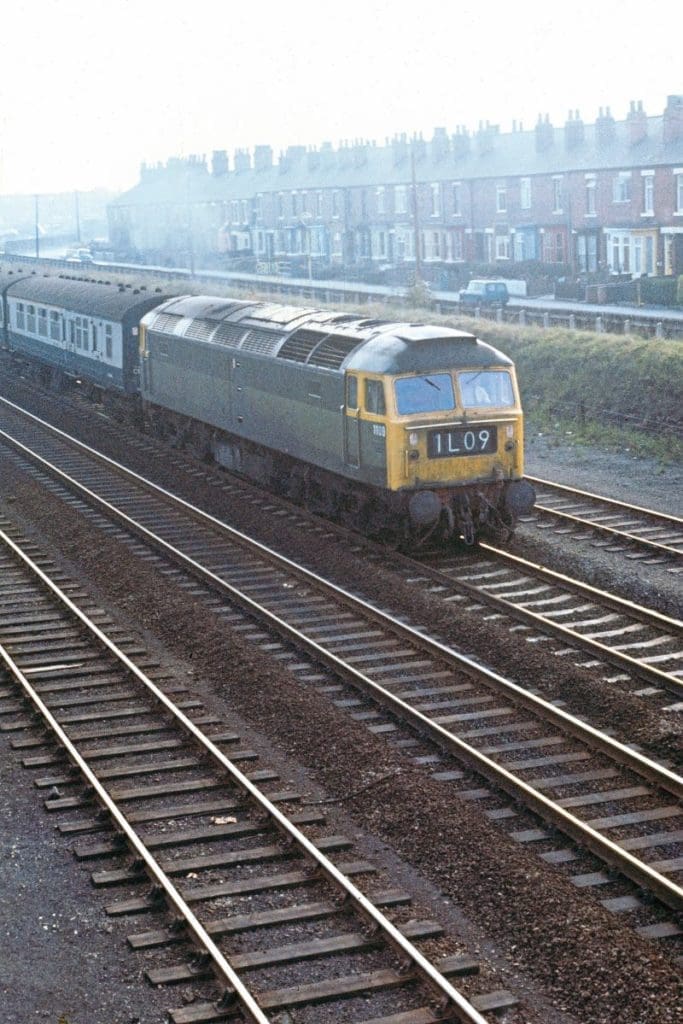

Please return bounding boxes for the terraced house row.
[108,94,683,279]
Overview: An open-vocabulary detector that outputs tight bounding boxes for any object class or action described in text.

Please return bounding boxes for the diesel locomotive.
[0,269,535,545]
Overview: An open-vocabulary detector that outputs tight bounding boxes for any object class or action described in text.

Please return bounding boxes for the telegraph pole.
[34,195,40,259]
[410,149,422,284]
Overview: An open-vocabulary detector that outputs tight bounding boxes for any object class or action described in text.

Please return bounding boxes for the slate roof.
[110,110,683,209]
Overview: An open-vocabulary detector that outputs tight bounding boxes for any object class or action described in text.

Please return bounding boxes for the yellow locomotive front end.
[344,325,535,545]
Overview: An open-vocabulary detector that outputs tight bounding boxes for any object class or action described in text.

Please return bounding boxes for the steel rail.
[0,405,681,911]
[0,398,679,793]
[417,545,683,699]
[476,544,683,630]
[0,525,490,1024]
[530,505,682,560]
[525,478,683,560]
[526,476,683,527]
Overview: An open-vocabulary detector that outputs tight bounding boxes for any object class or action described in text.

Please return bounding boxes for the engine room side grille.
[241,329,283,355]
[308,334,362,370]
[183,318,217,342]
[148,312,184,334]
[277,328,329,363]
[212,322,249,348]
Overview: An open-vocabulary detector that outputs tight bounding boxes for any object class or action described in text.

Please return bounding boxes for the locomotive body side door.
[342,372,361,467]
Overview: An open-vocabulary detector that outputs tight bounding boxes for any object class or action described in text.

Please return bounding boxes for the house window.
[585,177,596,216]
[577,235,598,273]
[496,185,507,213]
[376,186,385,216]
[332,190,341,218]
[291,191,298,216]
[277,193,285,219]
[613,171,631,203]
[520,178,531,210]
[642,172,654,215]
[395,185,407,214]
[231,200,239,222]
[430,183,441,217]
[317,190,324,216]
[241,199,248,222]
[676,171,683,214]
[552,177,563,213]
[452,182,461,216]
[255,194,263,218]
[607,232,631,273]
[495,234,510,260]
[300,191,307,213]
[451,231,463,260]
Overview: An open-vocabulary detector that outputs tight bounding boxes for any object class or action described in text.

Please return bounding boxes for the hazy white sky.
[1,0,679,195]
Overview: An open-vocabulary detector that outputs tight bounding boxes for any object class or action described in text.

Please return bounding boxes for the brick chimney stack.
[564,110,585,149]
[663,94,683,144]
[391,133,409,166]
[253,145,273,172]
[431,126,450,161]
[535,113,554,151]
[233,149,251,173]
[627,100,648,146]
[212,150,229,176]
[595,106,616,148]
[451,126,470,159]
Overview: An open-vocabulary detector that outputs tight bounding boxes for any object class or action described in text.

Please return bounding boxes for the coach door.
[343,373,361,467]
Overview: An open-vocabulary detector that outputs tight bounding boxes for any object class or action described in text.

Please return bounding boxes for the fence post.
[496,307,503,323]
[624,319,630,335]
[569,314,575,330]
[518,309,526,326]
[655,321,664,338]
[543,312,549,328]
[595,316,603,333]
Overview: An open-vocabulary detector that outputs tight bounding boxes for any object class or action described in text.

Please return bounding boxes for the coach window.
[91,323,98,352]
[38,307,47,336]
[16,303,25,330]
[105,324,113,359]
[49,311,61,341]
[364,378,386,415]
[27,305,36,333]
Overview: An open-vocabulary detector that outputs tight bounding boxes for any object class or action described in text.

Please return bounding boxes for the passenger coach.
[1,274,164,393]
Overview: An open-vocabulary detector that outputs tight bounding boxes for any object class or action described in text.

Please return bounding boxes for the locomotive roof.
[3,274,166,320]
[142,294,512,372]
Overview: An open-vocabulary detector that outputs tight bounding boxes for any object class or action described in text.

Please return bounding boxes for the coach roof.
[5,275,166,320]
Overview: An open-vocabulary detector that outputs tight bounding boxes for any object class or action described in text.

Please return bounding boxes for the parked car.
[459,279,510,308]
[65,247,95,264]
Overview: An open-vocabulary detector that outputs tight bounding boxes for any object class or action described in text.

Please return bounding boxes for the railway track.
[524,476,683,567]
[409,544,683,710]
[0,521,518,1024]
[0,396,681,950]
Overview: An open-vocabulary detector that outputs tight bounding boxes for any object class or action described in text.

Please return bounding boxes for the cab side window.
[364,378,386,415]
